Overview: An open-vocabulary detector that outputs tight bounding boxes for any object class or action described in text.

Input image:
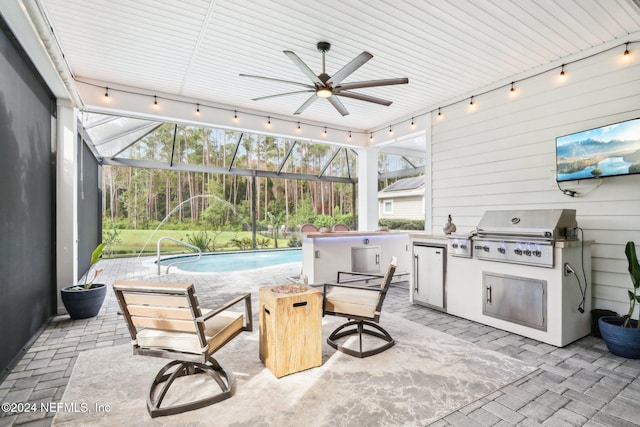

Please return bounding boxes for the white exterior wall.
[379,196,424,220]
[430,48,640,316]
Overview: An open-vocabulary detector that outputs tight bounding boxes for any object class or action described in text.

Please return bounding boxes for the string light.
[624,42,630,60]
[82,41,638,140]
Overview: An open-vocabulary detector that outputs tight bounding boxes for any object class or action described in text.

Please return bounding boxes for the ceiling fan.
[240,42,409,117]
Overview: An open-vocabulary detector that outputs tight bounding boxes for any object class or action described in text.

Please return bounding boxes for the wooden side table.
[259,284,322,378]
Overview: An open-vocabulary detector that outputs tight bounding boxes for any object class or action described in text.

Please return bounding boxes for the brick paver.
[1,255,639,426]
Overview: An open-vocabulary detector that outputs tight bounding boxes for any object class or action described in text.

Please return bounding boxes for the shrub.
[185,230,212,251]
[378,218,425,230]
[288,236,302,247]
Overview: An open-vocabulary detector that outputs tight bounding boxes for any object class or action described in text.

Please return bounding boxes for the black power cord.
[564,263,586,313]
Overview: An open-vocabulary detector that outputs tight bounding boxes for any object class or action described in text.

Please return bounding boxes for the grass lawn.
[105,229,294,257]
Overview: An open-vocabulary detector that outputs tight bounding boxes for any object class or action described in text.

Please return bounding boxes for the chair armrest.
[199,293,253,332]
[336,271,385,283]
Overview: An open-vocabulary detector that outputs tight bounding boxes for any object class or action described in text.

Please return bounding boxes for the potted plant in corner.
[598,241,640,358]
[61,242,107,319]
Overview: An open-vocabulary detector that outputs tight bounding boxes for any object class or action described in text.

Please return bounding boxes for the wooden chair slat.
[128,305,195,320]
[131,316,197,333]
[123,293,190,307]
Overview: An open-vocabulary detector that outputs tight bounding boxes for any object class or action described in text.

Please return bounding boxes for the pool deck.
[1,255,640,426]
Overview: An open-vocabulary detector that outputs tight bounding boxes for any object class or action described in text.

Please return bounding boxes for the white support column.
[56,102,77,314]
[357,146,379,231]
[424,115,432,233]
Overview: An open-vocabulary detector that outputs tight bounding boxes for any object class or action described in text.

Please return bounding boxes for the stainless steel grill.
[472,209,578,267]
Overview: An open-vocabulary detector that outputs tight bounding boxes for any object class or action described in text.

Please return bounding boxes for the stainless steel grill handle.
[414,254,419,292]
[486,285,492,303]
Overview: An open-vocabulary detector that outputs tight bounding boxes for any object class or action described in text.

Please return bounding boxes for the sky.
[557,118,640,146]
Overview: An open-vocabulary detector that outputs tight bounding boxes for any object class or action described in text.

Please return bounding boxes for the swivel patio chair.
[113,280,252,418]
[322,256,397,358]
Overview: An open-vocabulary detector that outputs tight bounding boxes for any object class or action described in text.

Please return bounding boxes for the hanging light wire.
[77,40,640,139]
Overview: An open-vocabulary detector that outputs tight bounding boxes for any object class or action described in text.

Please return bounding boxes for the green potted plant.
[598,241,640,358]
[61,243,107,319]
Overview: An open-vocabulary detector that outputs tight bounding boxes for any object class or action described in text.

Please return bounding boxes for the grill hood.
[476,209,577,240]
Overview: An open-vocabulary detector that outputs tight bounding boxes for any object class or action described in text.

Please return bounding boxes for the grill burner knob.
[452,243,459,248]
[460,244,467,249]
[524,249,532,256]
[533,250,542,257]
[498,247,506,254]
[514,248,523,255]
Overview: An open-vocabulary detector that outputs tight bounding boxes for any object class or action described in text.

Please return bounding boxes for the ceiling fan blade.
[327,96,349,116]
[294,94,319,115]
[328,51,373,85]
[239,73,314,89]
[335,77,409,91]
[335,91,393,106]
[252,90,315,101]
[283,51,323,85]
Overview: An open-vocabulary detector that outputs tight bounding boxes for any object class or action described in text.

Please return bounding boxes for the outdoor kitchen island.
[446,209,593,347]
[300,230,412,285]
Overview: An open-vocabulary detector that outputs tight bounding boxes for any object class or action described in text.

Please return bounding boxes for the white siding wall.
[430,48,640,316]
[379,196,424,220]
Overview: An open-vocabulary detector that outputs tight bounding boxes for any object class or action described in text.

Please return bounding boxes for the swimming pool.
[159,248,302,272]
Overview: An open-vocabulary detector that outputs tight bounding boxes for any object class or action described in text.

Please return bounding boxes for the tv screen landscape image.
[556,117,640,182]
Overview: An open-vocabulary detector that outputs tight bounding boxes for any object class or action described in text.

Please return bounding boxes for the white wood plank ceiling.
[39,0,640,132]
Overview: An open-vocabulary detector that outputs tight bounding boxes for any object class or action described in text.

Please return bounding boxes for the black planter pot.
[61,283,107,319]
[598,316,640,359]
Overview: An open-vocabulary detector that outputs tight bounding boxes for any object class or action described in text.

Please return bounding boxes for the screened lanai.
[82,112,427,248]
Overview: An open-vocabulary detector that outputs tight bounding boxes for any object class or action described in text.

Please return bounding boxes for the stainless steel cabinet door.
[413,244,445,308]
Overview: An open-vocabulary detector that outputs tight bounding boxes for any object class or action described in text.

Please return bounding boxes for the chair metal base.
[147,357,232,418]
[327,320,395,358]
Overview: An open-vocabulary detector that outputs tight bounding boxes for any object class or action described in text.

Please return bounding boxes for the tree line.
[102,124,356,231]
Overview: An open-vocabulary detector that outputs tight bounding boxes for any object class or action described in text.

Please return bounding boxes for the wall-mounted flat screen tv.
[556,117,640,182]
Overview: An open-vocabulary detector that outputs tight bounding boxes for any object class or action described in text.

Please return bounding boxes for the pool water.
[160,249,302,272]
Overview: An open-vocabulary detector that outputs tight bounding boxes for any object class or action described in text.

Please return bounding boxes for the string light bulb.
[411,117,415,127]
[369,133,374,141]
[624,42,630,60]
[559,64,566,81]
[469,96,476,111]
[323,126,327,136]
[296,121,301,132]
[348,131,352,141]
[509,82,516,97]
[195,103,200,115]
[266,116,271,126]
[153,95,159,108]
[437,108,443,120]
[233,110,238,121]
[388,125,393,135]
[103,87,109,100]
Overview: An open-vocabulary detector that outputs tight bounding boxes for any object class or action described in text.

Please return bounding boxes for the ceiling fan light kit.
[241,41,409,117]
